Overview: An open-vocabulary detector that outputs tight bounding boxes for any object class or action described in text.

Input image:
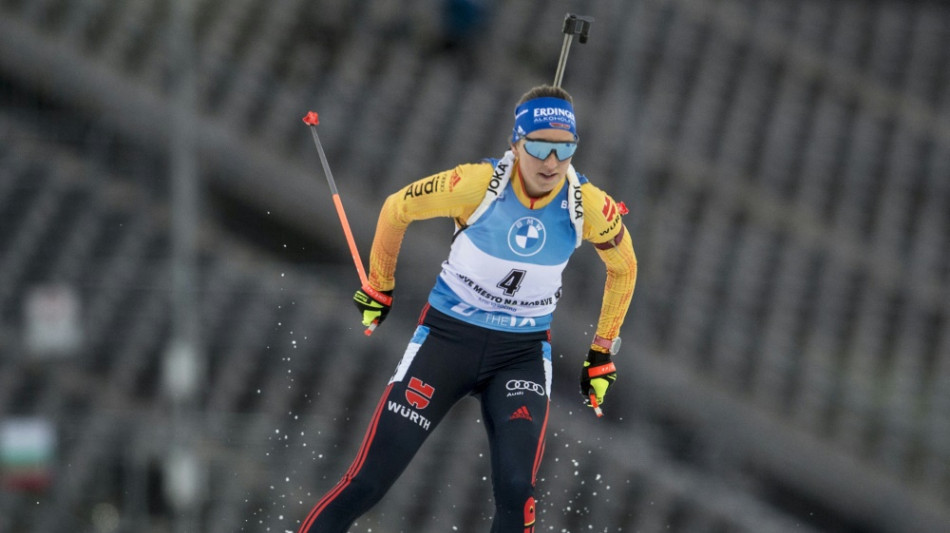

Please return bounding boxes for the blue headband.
[511,97,578,143]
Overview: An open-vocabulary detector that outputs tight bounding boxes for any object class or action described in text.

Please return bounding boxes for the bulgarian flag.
[1,418,55,492]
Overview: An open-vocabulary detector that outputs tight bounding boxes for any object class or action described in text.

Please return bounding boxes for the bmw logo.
[508,217,546,256]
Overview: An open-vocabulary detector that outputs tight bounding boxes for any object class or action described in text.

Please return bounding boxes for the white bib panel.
[428,172,578,332]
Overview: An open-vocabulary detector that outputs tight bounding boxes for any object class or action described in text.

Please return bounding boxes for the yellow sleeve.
[367,163,492,291]
[581,183,638,346]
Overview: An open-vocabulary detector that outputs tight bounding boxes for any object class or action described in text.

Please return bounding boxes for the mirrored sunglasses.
[523,139,578,161]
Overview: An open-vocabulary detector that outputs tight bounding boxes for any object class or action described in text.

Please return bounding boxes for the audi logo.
[506,379,545,396]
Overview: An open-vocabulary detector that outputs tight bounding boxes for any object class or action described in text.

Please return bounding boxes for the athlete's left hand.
[353,286,393,329]
[580,349,617,407]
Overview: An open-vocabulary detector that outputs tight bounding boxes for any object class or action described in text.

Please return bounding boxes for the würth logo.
[405,377,435,409]
[509,405,532,422]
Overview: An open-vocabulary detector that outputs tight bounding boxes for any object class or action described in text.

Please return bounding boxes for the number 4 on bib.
[496,269,527,297]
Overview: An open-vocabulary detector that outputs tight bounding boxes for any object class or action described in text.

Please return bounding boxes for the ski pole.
[551,14,604,418]
[589,393,604,418]
[302,111,390,336]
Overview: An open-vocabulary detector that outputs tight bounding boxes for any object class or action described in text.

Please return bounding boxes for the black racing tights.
[298,305,552,533]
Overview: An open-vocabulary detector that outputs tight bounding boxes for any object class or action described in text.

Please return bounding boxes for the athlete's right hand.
[353,286,393,329]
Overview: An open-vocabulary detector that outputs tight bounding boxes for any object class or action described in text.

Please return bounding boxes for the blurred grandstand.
[1,0,949,531]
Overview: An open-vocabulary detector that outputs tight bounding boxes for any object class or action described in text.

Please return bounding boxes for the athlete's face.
[512,128,576,197]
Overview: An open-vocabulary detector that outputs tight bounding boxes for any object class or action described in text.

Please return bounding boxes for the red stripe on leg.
[530,400,550,485]
[298,383,394,533]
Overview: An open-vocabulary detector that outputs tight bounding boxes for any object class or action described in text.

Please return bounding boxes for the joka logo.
[405,377,435,409]
[488,162,508,198]
[508,217,546,257]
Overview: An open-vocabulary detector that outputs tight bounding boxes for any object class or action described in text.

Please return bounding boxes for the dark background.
[1,0,949,532]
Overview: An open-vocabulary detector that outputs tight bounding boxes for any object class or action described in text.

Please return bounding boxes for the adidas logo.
[509,405,532,421]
